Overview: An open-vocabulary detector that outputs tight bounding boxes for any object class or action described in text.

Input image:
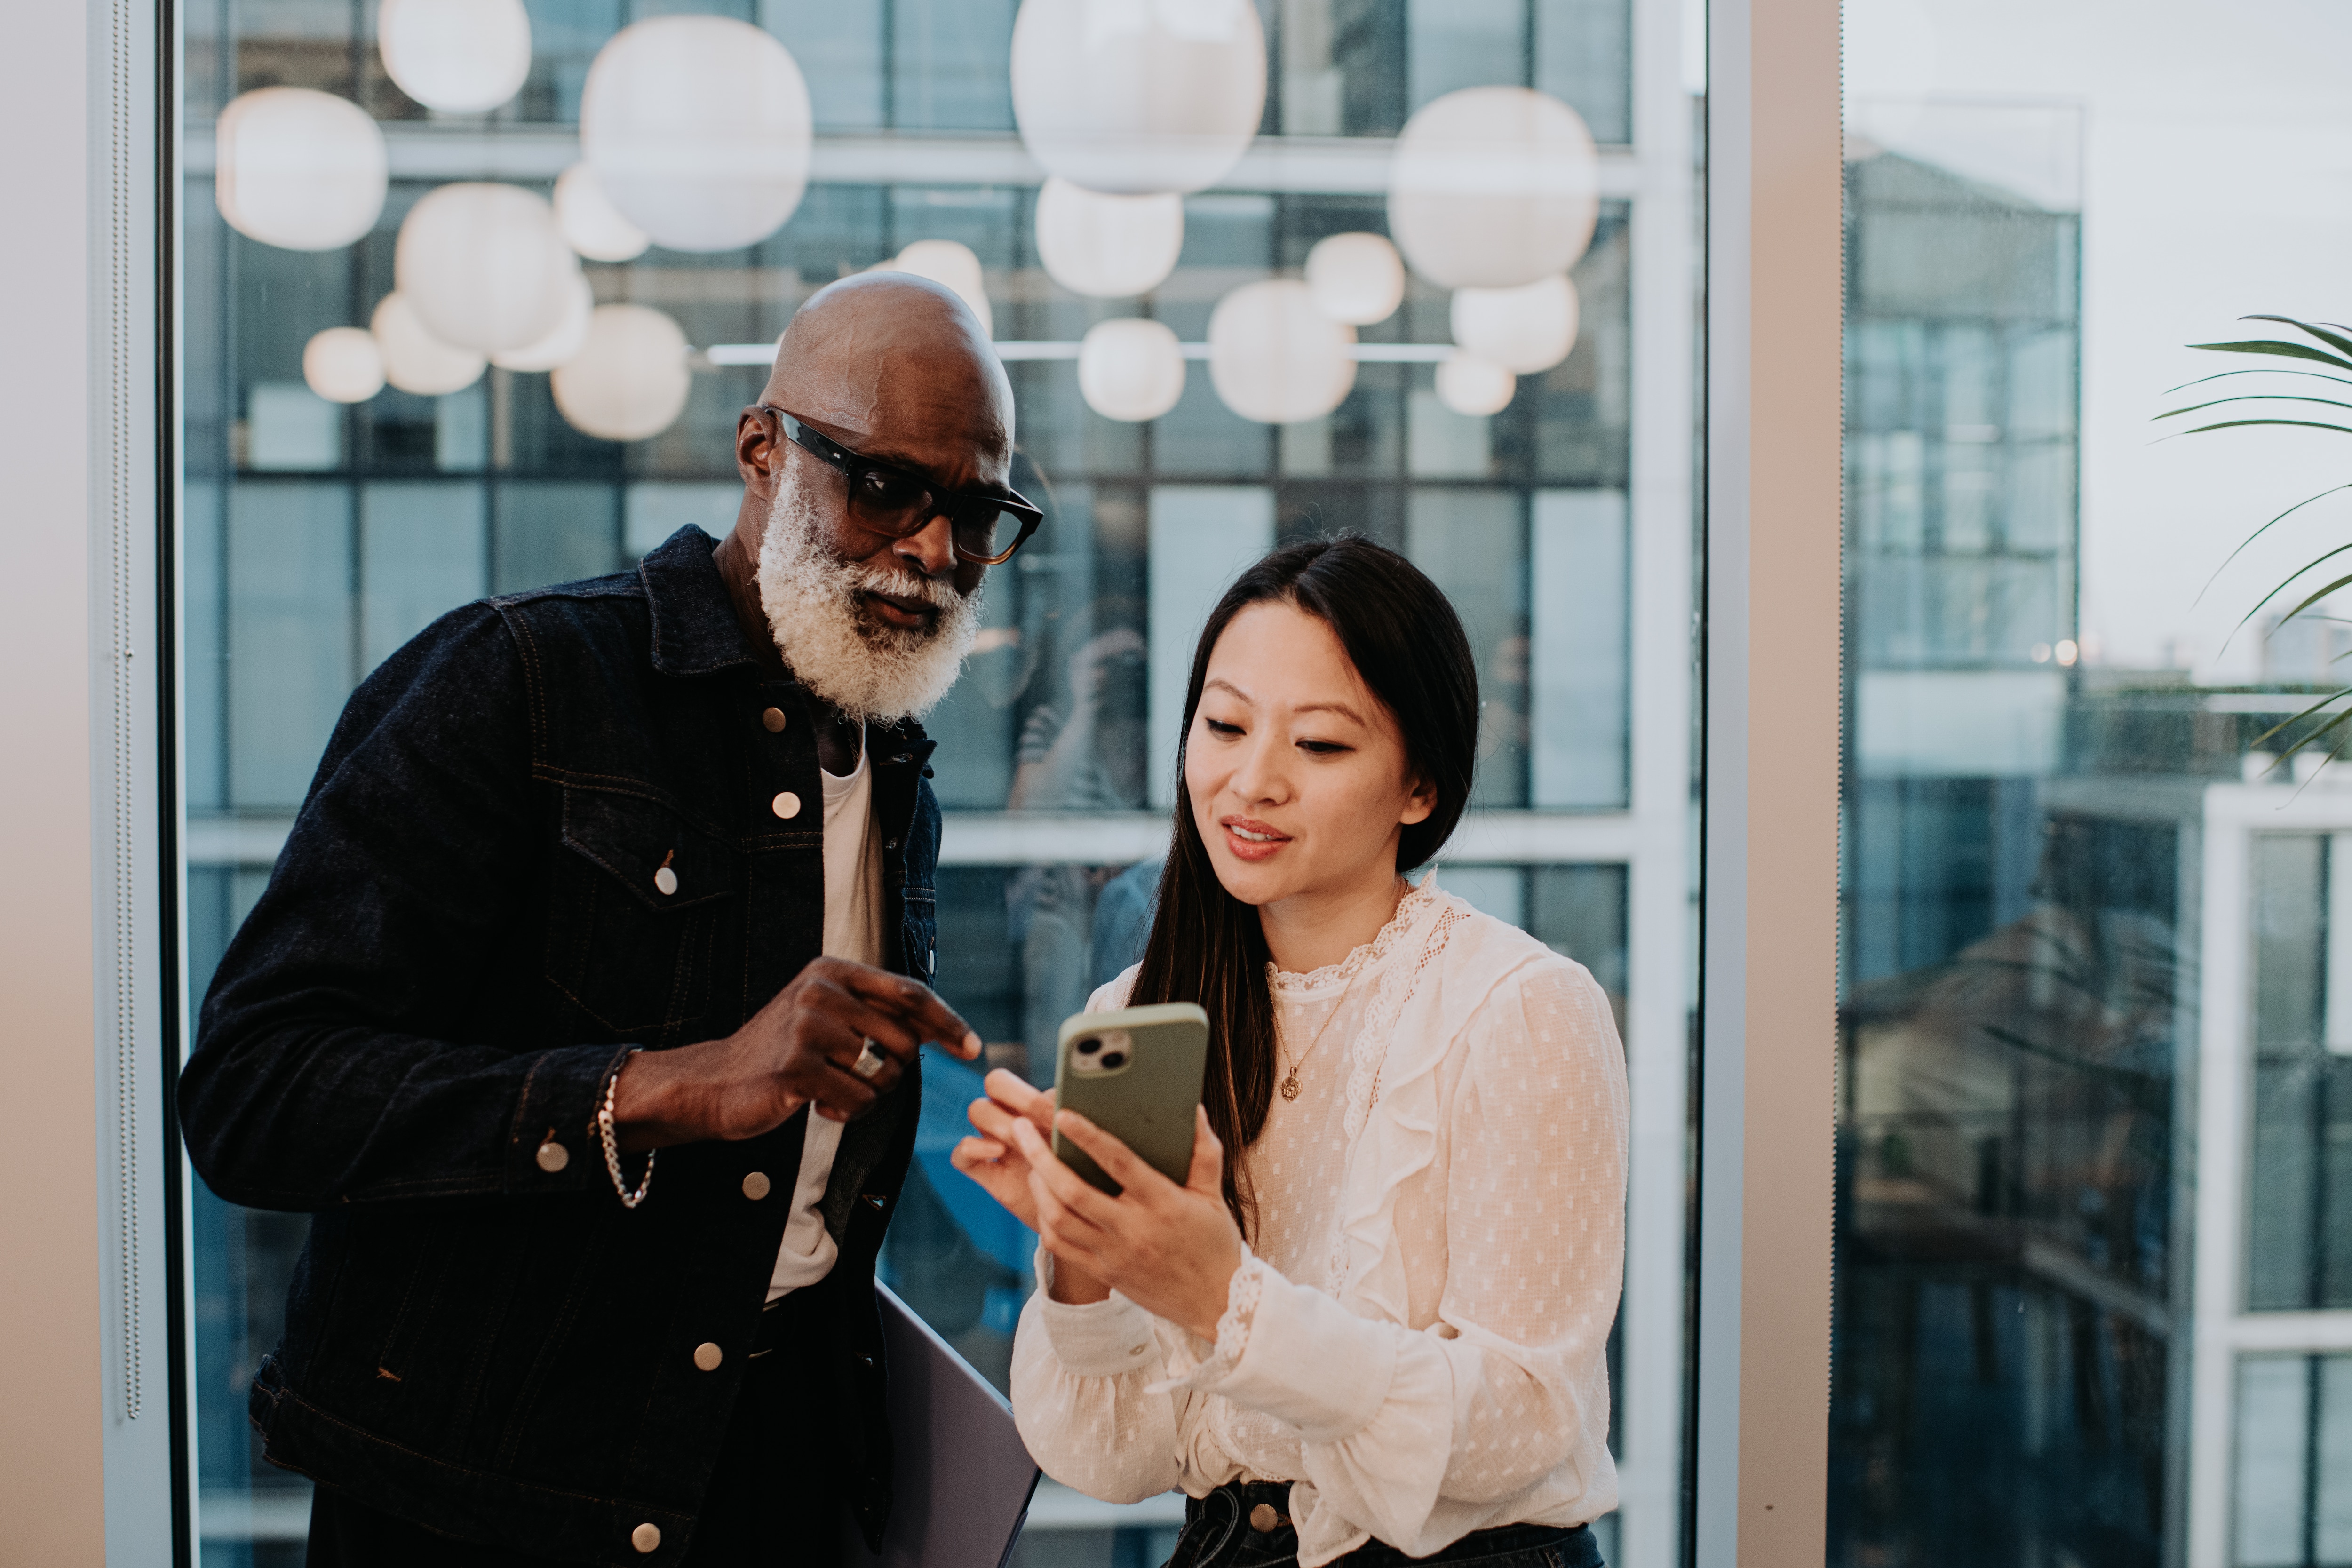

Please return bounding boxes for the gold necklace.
[1274,882,1413,1102]
[1278,959,1365,1102]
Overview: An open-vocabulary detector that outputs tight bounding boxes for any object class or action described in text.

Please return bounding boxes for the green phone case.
[1051,1002,1211,1195]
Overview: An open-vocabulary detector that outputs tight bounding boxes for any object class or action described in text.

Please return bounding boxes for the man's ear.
[736,407,781,495]
[1400,775,1438,828]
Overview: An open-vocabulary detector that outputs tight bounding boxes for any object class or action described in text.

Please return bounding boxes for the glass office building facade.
[1835,16,2352,1564]
[178,3,1695,1563]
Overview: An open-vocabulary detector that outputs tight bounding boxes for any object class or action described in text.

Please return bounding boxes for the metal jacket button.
[762,706,787,732]
[534,1138,568,1173]
[742,1171,771,1200]
[772,791,801,820]
[694,1342,723,1372]
[1250,1504,1283,1533]
[632,1523,661,1553]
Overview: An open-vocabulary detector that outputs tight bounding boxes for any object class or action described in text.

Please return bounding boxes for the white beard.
[754,473,983,724]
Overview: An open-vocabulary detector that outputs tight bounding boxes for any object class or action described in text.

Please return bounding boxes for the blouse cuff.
[1152,1257,1399,1442]
[1145,1244,1264,1394]
[1032,1246,1161,1377]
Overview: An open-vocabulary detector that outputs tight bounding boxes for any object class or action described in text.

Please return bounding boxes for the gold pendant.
[1280,1073,1301,1101]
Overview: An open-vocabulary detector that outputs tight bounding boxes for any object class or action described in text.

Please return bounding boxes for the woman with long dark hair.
[952,536,1627,1568]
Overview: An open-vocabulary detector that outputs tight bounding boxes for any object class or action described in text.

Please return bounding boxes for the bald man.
[182,275,1040,1567]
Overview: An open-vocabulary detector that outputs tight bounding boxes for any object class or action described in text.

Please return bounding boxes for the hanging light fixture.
[377,0,532,115]
[1388,86,1599,290]
[370,293,485,396]
[580,16,812,253]
[1207,279,1356,424]
[1078,318,1186,421]
[1034,177,1184,299]
[1303,232,1405,326]
[491,271,595,372]
[876,240,993,337]
[1435,355,1516,417]
[554,162,650,263]
[552,305,693,442]
[1010,0,1266,195]
[1450,273,1580,375]
[394,183,576,356]
[214,87,387,251]
[302,327,385,403]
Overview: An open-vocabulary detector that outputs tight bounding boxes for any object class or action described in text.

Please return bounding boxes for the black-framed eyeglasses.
[760,405,1043,567]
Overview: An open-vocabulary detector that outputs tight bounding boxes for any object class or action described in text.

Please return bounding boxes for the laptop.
[843,1283,1042,1568]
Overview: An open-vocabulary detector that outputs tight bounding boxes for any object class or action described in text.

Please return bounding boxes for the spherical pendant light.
[1207,279,1355,424]
[1435,355,1516,417]
[552,305,692,442]
[378,0,532,114]
[1010,0,1266,195]
[491,271,595,372]
[394,183,576,355]
[1034,177,1184,299]
[554,162,650,263]
[878,240,993,337]
[370,293,486,396]
[1078,318,1185,421]
[1304,232,1405,326]
[580,16,812,253]
[214,87,388,251]
[1450,273,1580,374]
[1389,86,1599,290]
[302,327,385,403]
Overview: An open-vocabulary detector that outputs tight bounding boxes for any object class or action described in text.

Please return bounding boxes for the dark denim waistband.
[1162,1481,1604,1568]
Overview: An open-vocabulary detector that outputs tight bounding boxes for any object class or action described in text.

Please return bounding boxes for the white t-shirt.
[766,740,886,1300]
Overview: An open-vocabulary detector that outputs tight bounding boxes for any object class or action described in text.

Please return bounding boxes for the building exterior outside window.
[176,3,1694,1563]
[1837,11,2352,1564]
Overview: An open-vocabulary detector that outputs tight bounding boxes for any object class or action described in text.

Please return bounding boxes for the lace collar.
[1265,877,1439,997]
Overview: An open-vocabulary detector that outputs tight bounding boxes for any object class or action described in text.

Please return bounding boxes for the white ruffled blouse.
[1009,882,1629,1568]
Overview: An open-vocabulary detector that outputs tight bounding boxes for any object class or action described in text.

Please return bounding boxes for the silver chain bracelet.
[597,1049,655,1209]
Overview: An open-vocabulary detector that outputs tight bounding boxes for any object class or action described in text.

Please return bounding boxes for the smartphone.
[1051,1002,1211,1196]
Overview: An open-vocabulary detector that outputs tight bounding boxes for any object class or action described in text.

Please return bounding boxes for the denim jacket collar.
[640,525,763,679]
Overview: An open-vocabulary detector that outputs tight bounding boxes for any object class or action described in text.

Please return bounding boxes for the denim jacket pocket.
[901,886,938,983]
[544,786,736,1036]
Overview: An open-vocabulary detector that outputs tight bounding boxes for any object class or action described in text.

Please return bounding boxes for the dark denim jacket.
[179,526,942,1565]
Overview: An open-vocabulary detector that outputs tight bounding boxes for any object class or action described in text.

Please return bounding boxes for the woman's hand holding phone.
[951,1070,1057,1231]
[1008,1104,1241,1343]
[954,1074,1116,1308]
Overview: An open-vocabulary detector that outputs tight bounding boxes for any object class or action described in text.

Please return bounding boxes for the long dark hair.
[1126,535,1479,1236]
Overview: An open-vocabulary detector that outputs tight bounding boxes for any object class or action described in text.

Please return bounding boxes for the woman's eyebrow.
[1203,677,1255,704]
[1291,700,1367,725]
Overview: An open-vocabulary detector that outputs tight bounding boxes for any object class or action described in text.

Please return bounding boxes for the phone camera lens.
[1098,1051,1128,1069]
[1075,1037,1101,1055]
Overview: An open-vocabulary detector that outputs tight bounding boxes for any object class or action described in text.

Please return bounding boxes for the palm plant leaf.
[2162,368,2352,395]
[2232,542,2352,640]
[2156,395,2352,422]
[2245,315,2352,361]
[2171,418,2352,438]
[2190,340,2352,371]
[2190,484,2352,606]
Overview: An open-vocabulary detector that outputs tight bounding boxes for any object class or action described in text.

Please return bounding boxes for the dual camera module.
[1070,1029,1132,1074]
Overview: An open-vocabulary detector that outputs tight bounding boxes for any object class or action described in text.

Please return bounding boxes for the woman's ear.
[1399,775,1437,827]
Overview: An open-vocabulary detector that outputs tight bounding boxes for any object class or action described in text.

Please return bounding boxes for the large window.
[177,3,1695,1564]
[1835,7,2352,1562]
